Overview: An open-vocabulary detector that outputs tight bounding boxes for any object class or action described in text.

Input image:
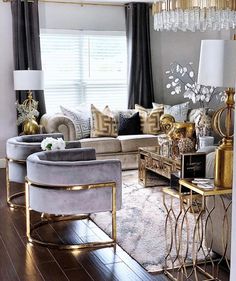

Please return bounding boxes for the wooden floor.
[0,169,230,281]
[0,169,169,281]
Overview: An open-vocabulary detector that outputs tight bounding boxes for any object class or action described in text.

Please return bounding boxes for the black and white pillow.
[118,112,141,135]
[60,105,90,140]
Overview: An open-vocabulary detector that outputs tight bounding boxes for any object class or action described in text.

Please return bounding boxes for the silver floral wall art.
[166,62,225,108]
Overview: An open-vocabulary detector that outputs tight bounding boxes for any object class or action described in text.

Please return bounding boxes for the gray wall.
[150,15,231,107]
[0,2,17,163]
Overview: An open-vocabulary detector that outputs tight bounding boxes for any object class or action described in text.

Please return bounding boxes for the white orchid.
[165,61,224,108]
[41,137,66,151]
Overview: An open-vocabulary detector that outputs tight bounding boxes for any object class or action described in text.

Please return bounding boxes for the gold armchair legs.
[25,180,117,250]
[6,158,25,209]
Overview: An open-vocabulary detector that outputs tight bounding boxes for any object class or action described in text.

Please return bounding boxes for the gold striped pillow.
[135,104,163,135]
[91,104,118,137]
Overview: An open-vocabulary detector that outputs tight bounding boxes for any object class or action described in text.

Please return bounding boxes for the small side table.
[163,180,231,281]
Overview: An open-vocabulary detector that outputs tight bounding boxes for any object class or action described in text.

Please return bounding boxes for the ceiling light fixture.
[152,0,236,32]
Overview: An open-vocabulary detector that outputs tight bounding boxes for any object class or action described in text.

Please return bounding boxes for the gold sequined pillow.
[135,104,163,134]
[91,104,118,137]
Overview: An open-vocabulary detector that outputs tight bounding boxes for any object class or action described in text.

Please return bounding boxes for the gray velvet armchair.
[6,133,64,208]
[26,148,122,249]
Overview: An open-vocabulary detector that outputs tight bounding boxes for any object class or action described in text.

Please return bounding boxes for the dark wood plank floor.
[0,169,169,281]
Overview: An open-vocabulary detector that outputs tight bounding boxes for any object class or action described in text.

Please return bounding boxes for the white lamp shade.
[13,70,44,90]
[198,40,236,88]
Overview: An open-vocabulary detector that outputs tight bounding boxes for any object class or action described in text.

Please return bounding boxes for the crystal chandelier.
[152,0,236,32]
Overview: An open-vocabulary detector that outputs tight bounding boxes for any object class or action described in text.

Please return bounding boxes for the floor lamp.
[198,40,236,189]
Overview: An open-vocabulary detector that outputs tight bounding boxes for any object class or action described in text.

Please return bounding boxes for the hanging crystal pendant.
[153,0,236,32]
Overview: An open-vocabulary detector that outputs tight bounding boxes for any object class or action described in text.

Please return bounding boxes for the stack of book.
[191,178,214,189]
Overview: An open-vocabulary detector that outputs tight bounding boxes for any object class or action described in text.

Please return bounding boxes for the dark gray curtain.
[125,3,154,109]
[11,0,46,117]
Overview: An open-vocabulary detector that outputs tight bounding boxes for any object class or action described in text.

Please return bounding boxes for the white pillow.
[60,105,90,140]
[153,101,189,122]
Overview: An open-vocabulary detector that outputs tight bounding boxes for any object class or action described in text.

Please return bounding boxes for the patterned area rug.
[92,170,178,272]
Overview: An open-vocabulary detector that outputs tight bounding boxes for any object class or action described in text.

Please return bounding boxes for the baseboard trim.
[0,158,6,169]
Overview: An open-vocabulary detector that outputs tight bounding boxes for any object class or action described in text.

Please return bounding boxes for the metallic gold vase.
[23,119,40,135]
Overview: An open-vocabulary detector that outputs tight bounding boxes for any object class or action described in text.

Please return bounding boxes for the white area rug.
[92,170,202,273]
[92,171,206,272]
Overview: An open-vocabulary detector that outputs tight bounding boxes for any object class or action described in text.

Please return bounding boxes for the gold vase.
[23,119,40,135]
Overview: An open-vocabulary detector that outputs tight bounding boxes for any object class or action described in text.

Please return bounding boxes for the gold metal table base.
[6,158,26,209]
[25,179,117,250]
[163,183,231,281]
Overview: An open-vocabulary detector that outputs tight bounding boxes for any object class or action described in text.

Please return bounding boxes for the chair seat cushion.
[79,137,121,154]
[117,135,158,152]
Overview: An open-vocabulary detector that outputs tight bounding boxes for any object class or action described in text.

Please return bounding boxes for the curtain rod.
[2,0,124,7]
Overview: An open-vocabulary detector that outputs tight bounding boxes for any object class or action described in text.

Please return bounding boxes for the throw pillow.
[60,105,90,140]
[135,104,163,134]
[118,112,141,135]
[91,104,118,137]
[153,101,189,122]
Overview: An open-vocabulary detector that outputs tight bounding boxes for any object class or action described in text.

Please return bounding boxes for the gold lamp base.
[212,88,234,189]
[23,118,40,135]
[214,138,233,189]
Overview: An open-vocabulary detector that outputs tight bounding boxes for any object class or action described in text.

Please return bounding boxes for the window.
[40,29,128,113]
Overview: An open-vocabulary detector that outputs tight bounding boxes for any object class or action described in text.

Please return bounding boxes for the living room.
[0,1,236,281]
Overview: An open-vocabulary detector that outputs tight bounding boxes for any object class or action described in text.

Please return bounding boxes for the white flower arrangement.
[41,137,66,151]
[16,100,39,126]
[166,62,225,108]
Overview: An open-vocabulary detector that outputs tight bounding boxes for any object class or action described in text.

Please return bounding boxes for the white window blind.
[40,30,128,113]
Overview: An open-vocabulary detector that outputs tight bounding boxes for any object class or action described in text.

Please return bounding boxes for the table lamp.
[198,40,236,189]
[13,70,44,134]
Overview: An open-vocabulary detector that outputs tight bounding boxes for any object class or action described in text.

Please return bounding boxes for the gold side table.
[163,180,231,281]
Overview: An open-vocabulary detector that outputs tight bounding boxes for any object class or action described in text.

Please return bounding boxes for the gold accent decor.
[168,122,195,140]
[160,114,175,134]
[6,158,26,209]
[25,178,117,249]
[212,88,234,189]
[23,118,40,135]
[163,179,232,280]
[21,91,40,134]
[138,146,181,187]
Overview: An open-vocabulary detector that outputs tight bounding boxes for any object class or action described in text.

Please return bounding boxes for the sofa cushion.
[79,137,121,154]
[60,105,90,140]
[153,101,189,122]
[91,104,118,137]
[118,112,141,135]
[135,104,163,135]
[117,135,158,152]
[112,109,135,127]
